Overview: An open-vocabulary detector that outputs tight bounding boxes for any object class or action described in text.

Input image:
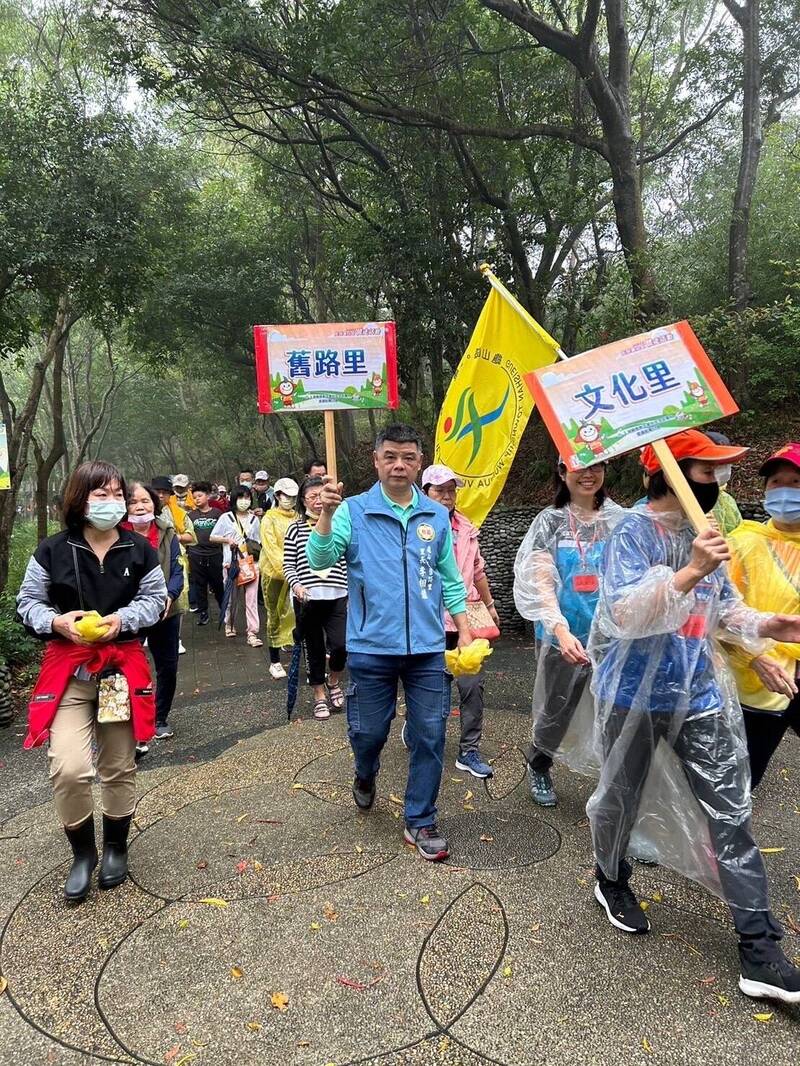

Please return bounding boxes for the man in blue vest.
[308,424,471,861]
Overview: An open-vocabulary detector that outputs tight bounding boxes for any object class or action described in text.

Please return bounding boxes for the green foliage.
[0,521,45,667]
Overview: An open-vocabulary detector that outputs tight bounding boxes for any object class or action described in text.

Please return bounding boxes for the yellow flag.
[434,284,560,527]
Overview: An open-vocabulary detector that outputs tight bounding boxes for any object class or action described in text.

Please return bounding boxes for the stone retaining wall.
[480,500,766,632]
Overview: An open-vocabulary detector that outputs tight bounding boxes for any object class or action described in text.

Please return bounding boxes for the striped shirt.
[284,518,348,601]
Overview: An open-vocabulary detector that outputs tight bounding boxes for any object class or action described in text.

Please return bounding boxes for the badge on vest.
[417,523,435,542]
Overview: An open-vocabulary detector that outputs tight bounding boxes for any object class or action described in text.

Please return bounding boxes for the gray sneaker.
[404,824,449,861]
[528,766,557,806]
[154,723,174,739]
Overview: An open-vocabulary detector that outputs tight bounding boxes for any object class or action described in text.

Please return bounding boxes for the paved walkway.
[1,620,799,1064]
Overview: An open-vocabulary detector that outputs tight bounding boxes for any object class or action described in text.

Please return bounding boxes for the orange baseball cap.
[640,429,749,474]
[759,443,800,477]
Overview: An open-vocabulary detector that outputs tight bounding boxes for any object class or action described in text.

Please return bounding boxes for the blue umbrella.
[218,553,240,631]
[286,600,306,720]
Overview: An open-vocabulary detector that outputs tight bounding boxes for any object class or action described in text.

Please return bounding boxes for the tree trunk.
[0,296,73,592]
[35,322,68,542]
[725,0,761,309]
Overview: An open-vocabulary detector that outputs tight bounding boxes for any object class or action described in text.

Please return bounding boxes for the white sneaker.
[247,635,264,648]
[178,641,187,655]
[269,662,287,679]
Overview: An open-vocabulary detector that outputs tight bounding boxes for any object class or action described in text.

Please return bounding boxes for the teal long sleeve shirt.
[307,486,467,616]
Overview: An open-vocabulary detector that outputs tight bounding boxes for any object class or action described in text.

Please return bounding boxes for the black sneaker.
[594,880,651,934]
[404,824,450,861]
[739,944,800,1004]
[197,612,210,626]
[352,775,376,811]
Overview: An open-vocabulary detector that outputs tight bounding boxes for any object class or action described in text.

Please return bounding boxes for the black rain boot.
[63,816,98,902]
[98,814,132,890]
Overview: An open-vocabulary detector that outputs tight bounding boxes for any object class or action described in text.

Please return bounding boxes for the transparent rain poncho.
[586,504,776,918]
[513,499,625,775]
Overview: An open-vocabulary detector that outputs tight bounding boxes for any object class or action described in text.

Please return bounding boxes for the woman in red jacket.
[16,461,167,903]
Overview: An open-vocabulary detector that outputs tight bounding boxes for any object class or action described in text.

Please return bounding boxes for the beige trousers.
[47,678,137,829]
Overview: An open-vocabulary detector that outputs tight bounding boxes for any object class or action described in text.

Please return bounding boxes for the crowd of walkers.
[14,424,800,1007]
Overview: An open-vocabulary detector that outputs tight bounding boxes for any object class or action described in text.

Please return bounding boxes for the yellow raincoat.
[727,519,800,711]
[259,507,296,649]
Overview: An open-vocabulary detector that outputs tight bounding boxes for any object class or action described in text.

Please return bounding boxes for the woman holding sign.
[587,430,800,1004]
[514,460,624,805]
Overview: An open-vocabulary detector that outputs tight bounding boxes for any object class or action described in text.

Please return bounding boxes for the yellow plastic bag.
[74,611,110,642]
[445,638,493,676]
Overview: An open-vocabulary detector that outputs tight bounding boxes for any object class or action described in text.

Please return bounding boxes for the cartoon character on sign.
[370,372,383,397]
[575,420,604,457]
[278,379,297,408]
[688,380,708,407]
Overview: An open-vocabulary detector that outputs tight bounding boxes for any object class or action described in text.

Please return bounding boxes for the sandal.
[313,698,331,720]
[326,682,345,710]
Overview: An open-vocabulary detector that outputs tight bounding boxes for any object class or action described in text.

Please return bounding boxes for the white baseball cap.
[273,477,299,497]
[172,474,190,489]
[254,470,269,481]
[421,464,464,489]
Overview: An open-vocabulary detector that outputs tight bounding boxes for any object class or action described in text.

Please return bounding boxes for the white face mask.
[236,498,251,513]
[277,495,296,511]
[86,501,127,531]
[714,464,733,486]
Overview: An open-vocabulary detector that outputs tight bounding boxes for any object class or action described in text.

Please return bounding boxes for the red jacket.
[25,640,156,749]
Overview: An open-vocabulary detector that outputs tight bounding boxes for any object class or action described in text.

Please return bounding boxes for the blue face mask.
[764,487,800,523]
[86,500,127,531]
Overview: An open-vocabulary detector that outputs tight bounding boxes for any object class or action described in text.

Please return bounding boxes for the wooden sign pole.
[324,410,338,484]
[651,438,710,533]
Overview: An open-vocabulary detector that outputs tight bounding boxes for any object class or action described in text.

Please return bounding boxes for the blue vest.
[345,483,451,655]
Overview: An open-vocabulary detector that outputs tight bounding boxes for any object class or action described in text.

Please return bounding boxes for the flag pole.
[479,263,569,362]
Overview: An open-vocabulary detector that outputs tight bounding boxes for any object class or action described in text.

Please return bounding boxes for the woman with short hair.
[16,461,167,902]
[123,482,184,745]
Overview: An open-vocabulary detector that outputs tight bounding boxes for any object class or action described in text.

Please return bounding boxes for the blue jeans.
[346,652,450,829]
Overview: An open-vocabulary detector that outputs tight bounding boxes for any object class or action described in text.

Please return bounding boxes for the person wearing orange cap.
[726,444,800,788]
[587,429,800,1003]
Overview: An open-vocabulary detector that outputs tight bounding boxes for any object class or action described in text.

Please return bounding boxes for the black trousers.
[142,614,180,725]
[527,641,590,772]
[189,553,224,614]
[295,597,347,686]
[592,705,781,941]
[742,695,800,788]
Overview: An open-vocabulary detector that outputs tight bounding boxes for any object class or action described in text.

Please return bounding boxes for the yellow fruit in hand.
[74,611,110,641]
[445,639,493,676]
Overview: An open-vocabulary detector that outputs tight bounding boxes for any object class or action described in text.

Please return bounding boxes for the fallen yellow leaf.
[199,898,229,908]
[759,847,785,854]
[253,861,264,873]
[291,783,304,790]
[718,994,730,1007]
[439,1035,451,1052]
[794,875,800,891]
[0,977,7,995]
[639,901,650,911]
[271,991,289,1012]
[355,845,363,854]
[246,1020,262,1032]
[651,891,663,903]
[479,834,494,843]
[463,803,475,811]
[236,813,249,823]
[174,1056,197,1066]
[389,793,403,805]
[450,777,464,783]
[464,789,474,801]
[177,919,189,930]
[310,922,321,931]
[420,895,431,905]
[753,1012,773,1023]
[230,966,244,980]
[642,1037,653,1053]
[502,965,513,977]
